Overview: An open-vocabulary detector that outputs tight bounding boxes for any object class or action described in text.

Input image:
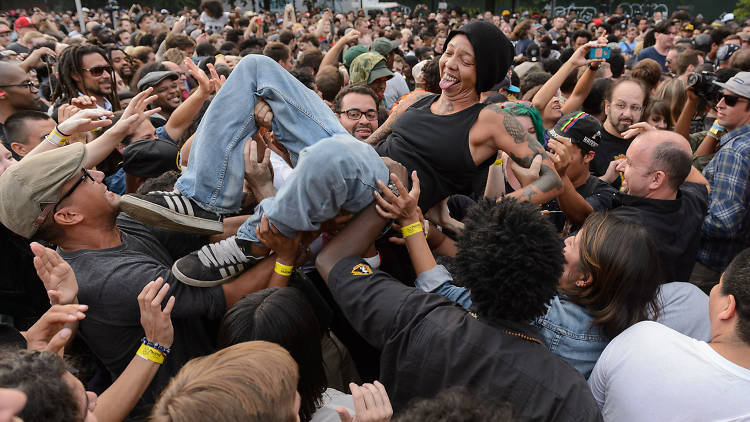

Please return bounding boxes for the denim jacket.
[415,265,607,378]
[531,296,607,379]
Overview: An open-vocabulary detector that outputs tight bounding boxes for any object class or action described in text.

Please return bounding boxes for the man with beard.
[590,76,647,189]
[137,71,182,128]
[334,85,380,141]
[51,45,120,117]
[0,62,44,149]
[109,47,134,86]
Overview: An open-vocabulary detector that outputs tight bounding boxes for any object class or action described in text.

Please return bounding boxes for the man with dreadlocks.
[51,45,120,119]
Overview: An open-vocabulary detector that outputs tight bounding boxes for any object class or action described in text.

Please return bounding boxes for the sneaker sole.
[119,196,224,235]
[171,260,234,287]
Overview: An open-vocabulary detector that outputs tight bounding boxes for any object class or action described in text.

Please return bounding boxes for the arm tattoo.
[501,111,527,144]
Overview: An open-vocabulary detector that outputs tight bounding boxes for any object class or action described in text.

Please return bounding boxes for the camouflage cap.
[349,52,393,85]
[343,45,368,69]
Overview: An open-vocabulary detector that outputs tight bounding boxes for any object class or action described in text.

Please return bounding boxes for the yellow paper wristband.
[45,127,70,146]
[401,221,423,238]
[137,343,165,364]
[493,158,503,166]
[274,261,293,277]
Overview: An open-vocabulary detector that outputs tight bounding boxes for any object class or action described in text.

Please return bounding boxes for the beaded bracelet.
[141,337,171,356]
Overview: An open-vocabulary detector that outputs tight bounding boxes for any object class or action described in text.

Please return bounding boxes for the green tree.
[735,0,750,20]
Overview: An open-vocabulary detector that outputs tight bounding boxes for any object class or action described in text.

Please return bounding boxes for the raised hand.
[425,197,464,233]
[601,157,625,184]
[138,277,175,349]
[56,108,114,135]
[23,304,87,355]
[547,135,574,176]
[70,95,99,110]
[337,381,393,422]
[30,242,78,305]
[243,139,275,201]
[620,122,656,139]
[374,171,421,225]
[340,29,361,45]
[110,87,160,136]
[207,63,227,90]
[184,57,215,96]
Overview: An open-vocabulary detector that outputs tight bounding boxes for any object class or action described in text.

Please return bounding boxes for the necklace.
[469,312,543,345]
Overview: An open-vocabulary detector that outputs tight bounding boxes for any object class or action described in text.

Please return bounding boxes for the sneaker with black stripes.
[172,236,263,287]
[119,191,224,235]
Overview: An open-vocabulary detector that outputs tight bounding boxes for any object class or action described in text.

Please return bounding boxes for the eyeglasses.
[612,101,643,113]
[0,81,38,92]
[720,93,748,107]
[54,169,95,212]
[82,65,113,77]
[339,108,378,121]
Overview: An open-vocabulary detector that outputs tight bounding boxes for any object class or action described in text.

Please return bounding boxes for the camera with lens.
[687,71,720,99]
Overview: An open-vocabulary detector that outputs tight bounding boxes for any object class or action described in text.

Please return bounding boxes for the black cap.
[548,112,602,153]
[137,71,179,92]
[122,138,181,178]
[525,43,540,62]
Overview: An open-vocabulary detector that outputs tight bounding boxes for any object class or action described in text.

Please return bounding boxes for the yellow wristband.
[137,343,165,364]
[401,221,423,238]
[493,158,503,166]
[45,128,70,146]
[274,261,293,277]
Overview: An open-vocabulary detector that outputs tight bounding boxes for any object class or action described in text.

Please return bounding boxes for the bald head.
[0,62,26,85]
[634,130,693,191]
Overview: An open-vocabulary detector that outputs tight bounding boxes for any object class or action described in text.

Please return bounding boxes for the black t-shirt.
[328,256,603,421]
[375,95,493,211]
[0,223,50,331]
[60,214,225,419]
[590,129,633,190]
[611,182,709,283]
[542,175,618,232]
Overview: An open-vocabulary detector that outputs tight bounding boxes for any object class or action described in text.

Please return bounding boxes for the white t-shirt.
[589,321,750,421]
[200,11,229,34]
[310,388,354,422]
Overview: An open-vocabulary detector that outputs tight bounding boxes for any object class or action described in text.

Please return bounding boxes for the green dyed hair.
[496,101,547,146]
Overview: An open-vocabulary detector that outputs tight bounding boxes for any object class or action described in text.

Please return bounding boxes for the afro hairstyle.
[454,198,564,323]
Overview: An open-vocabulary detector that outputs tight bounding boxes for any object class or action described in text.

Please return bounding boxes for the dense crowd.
[0,2,749,421]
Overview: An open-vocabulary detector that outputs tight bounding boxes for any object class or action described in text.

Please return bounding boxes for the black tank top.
[375,94,491,211]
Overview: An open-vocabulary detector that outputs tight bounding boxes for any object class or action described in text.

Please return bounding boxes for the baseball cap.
[0,143,87,239]
[548,112,602,153]
[525,43,540,62]
[0,25,11,33]
[683,23,694,31]
[713,71,750,98]
[722,12,735,23]
[137,71,179,92]
[349,52,393,85]
[13,16,35,30]
[343,45,367,68]
[370,37,399,56]
[123,139,181,178]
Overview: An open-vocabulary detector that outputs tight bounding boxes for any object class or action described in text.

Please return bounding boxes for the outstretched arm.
[487,106,563,204]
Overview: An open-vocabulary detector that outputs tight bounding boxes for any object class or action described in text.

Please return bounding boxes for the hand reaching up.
[23,304,87,355]
[138,277,175,349]
[31,242,78,305]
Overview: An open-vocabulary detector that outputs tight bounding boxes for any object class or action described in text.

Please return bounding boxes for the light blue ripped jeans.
[175,54,388,243]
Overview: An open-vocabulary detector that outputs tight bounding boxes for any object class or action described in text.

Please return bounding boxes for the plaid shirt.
[698,124,750,272]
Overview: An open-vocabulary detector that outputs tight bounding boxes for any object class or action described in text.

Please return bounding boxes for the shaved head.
[0,62,26,85]
[634,130,692,191]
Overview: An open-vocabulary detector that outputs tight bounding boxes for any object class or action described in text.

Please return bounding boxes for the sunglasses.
[54,169,95,212]
[0,81,38,92]
[82,65,113,77]
[721,93,748,107]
